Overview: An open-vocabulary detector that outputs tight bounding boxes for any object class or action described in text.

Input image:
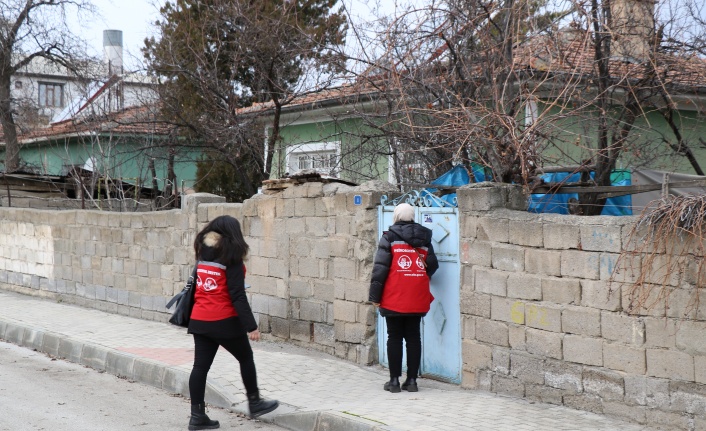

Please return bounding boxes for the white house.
[10,30,157,127]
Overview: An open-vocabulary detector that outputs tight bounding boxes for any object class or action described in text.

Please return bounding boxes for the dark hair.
[194,215,249,265]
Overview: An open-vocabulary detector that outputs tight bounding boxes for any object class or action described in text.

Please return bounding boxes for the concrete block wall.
[0,196,166,211]
[0,203,201,321]
[195,182,387,364]
[0,184,386,365]
[457,184,706,430]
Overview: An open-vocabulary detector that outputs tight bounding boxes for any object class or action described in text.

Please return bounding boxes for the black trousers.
[385,315,422,379]
[189,333,258,405]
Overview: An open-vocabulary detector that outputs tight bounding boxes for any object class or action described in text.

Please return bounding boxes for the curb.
[0,318,226,405]
[272,410,395,431]
[0,317,395,431]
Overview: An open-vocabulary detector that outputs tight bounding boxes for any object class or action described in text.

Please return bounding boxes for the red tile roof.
[513,29,706,88]
[246,29,706,114]
[0,105,176,145]
[237,83,379,115]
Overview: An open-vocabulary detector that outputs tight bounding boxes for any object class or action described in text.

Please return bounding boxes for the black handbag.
[166,265,198,327]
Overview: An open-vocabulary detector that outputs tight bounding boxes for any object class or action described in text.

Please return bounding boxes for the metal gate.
[377,191,461,384]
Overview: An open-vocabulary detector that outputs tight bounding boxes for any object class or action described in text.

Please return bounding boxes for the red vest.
[380,240,434,313]
[190,261,238,321]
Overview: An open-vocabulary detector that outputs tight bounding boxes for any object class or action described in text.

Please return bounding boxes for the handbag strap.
[186,264,198,288]
[166,264,198,309]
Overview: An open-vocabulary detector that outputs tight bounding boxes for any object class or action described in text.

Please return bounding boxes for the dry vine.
[613,195,706,316]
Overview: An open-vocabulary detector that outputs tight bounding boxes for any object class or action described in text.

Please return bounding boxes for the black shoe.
[247,391,279,418]
[188,403,220,430]
[384,377,401,393]
[402,378,418,392]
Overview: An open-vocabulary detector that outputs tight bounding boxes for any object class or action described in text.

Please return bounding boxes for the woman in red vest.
[369,203,439,393]
[187,216,278,430]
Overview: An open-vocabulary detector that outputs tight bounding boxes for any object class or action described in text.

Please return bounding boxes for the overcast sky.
[76,0,706,71]
[80,0,421,71]
[79,0,159,69]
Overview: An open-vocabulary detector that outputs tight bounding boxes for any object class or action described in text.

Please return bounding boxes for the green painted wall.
[4,134,201,192]
[539,103,706,175]
[272,102,705,185]
[272,117,390,183]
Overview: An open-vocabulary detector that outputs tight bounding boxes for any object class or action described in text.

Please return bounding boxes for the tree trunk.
[167,150,177,207]
[0,77,19,173]
[582,0,613,216]
[263,96,282,180]
[149,158,159,208]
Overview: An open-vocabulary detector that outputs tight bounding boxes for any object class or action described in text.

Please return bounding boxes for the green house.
[0,105,200,201]
[265,30,706,189]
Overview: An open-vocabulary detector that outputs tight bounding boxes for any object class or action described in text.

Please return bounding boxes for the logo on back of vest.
[416,257,425,269]
[398,255,412,269]
[202,277,218,291]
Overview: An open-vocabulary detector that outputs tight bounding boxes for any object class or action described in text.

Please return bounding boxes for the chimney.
[103,29,123,75]
[610,0,656,62]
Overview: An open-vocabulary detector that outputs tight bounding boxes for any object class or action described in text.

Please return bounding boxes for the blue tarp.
[423,165,470,206]
[528,170,632,216]
[424,164,632,215]
[470,163,488,182]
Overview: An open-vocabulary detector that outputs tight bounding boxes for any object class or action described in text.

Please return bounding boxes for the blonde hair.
[393,203,415,223]
[203,231,222,247]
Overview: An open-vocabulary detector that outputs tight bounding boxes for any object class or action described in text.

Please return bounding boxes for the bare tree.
[564,0,706,214]
[338,0,574,188]
[0,0,96,173]
[341,0,706,213]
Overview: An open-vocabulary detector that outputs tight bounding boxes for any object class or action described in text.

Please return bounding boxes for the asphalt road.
[0,341,285,431]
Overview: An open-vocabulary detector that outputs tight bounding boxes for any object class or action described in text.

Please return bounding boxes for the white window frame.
[388,139,430,186]
[285,141,341,177]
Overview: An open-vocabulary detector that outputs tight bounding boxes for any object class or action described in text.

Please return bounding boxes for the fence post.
[661,173,670,198]
[5,174,11,207]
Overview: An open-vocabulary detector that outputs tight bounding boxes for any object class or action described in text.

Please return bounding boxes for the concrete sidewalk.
[0,291,653,431]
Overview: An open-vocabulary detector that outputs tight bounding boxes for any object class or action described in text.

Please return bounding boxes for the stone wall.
[0,182,387,364]
[2,180,705,429]
[0,195,172,211]
[195,182,386,363]
[0,202,200,319]
[456,185,706,431]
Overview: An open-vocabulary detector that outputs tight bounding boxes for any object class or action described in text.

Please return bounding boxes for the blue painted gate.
[376,194,461,384]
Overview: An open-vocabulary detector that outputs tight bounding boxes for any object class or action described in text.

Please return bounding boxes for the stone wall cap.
[184,192,225,200]
[181,193,226,211]
[352,180,398,193]
[489,207,638,225]
[323,182,355,195]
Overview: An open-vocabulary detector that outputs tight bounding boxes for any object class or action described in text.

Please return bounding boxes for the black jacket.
[369,221,439,316]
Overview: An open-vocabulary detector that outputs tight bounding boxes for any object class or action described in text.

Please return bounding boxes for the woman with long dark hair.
[187,215,278,430]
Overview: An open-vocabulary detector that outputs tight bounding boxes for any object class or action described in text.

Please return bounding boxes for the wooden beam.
[536,165,597,174]
[532,179,706,196]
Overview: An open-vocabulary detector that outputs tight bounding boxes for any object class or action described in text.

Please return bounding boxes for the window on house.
[286,142,341,177]
[388,146,430,187]
[38,82,64,107]
[394,161,429,185]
